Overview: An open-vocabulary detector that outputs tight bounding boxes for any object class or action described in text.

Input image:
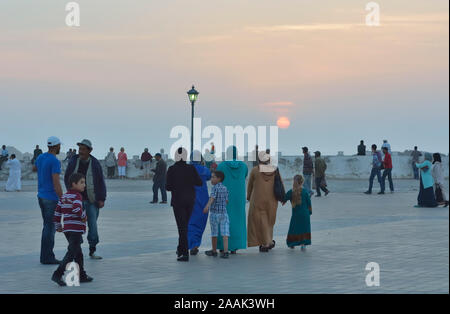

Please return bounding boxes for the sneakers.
[364,191,372,195]
[51,273,66,286]
[177,255,189,262]
[89,253,103,260]
[220,252,229,259]
[205,250,218,257]
[80,274,94,283]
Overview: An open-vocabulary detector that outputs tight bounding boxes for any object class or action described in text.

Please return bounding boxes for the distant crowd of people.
[359,140,448,207]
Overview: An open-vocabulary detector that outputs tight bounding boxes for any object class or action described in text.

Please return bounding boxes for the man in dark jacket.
[65,139,106,260]
[150,153,167,204]
[166,147,202,262]
[314,151,330,197]
[302,147,314,195]
[358,140,366,156]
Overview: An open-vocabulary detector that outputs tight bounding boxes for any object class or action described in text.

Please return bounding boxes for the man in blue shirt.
[34,137,63,265]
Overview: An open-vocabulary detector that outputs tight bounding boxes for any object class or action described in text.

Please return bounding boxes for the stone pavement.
[0,179,448,294]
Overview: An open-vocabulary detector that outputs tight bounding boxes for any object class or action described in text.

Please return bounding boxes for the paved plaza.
[0,179,448,294]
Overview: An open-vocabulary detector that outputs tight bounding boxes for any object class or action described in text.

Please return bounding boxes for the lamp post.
[187,85,199,158]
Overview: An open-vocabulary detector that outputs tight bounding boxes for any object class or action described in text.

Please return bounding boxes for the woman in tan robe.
[247,152,279,252]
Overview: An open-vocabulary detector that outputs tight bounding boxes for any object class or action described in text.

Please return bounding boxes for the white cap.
[47,136,62,147]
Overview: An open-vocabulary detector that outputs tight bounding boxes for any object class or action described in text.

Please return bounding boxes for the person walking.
[65,139,107,260]
[105,147,117,179]
[5,154,21,191]
[34,136,63,265]
[357,140,366,156]
[31,145,43,165]
[51,173,93,286]
[382,140,392,154]
[432,153,449,207]
[117,147,127,179]
[364,144,383,194]
[379,147,394,194]
[141,148,153,180]
[0,145,9,170]
[282,175,312,251]
[165,147,202,262]
[302,147,314,195]
[216,146,248,254]
[150,153,167,204]
[187,151,211,255]
[64,149,73,162]
[411,146,422,180]
[203,171,231,259]
[247,151,279,252]
[314,151,329,197]
[415,153,438,208]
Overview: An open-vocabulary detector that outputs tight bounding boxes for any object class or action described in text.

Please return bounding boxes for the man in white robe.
[5,154,21,191]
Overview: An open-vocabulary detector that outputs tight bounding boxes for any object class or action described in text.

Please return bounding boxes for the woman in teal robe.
[283,175,312,248]
[217,146,248,253]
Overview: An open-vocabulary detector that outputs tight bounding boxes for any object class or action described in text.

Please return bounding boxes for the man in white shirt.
[382,140,391,154]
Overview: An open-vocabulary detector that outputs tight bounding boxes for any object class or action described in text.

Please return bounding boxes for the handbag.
[273,169,286,202]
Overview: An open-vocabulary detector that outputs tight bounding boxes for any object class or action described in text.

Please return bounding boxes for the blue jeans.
[83,201,100,253]
[38,197,58,264]
[368,167,382,192]
[303,174,312,194]
[381,168,394,193]
[153,180,167,202]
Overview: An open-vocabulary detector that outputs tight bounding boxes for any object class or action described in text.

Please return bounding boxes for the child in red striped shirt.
[51,173,93,286]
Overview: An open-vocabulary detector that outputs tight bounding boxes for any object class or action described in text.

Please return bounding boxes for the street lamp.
[187,85,199,158]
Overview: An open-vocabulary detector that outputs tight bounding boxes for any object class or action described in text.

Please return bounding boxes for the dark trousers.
[54,232,86,278]
[38,197,57,264]
[0,156,7,170]
[107,166,115,178]
[153,181,167,202]
[368,167,382,192]
[412,164,419,180]
[381,168,394,192]
[315,177,329,196]
[173,204,194,257]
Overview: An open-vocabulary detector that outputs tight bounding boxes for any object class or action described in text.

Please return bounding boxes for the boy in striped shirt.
[51,173,93,286]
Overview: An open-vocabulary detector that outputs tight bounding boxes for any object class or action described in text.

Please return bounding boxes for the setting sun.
[277,116,291,129]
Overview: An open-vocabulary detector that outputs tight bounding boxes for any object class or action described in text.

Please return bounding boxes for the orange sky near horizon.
[0,0,448,156]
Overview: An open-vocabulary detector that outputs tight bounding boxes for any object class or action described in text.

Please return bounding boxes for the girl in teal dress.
[282,175,312,250]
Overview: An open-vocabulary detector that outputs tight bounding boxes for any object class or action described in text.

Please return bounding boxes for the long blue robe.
[216,159,248,251]
[188,163,211,249]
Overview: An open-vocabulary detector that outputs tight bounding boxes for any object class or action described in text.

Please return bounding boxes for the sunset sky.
[1,0,448,157]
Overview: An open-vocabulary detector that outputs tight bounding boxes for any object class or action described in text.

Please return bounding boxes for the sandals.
[269,240,276,249]
[259,246,269,253]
